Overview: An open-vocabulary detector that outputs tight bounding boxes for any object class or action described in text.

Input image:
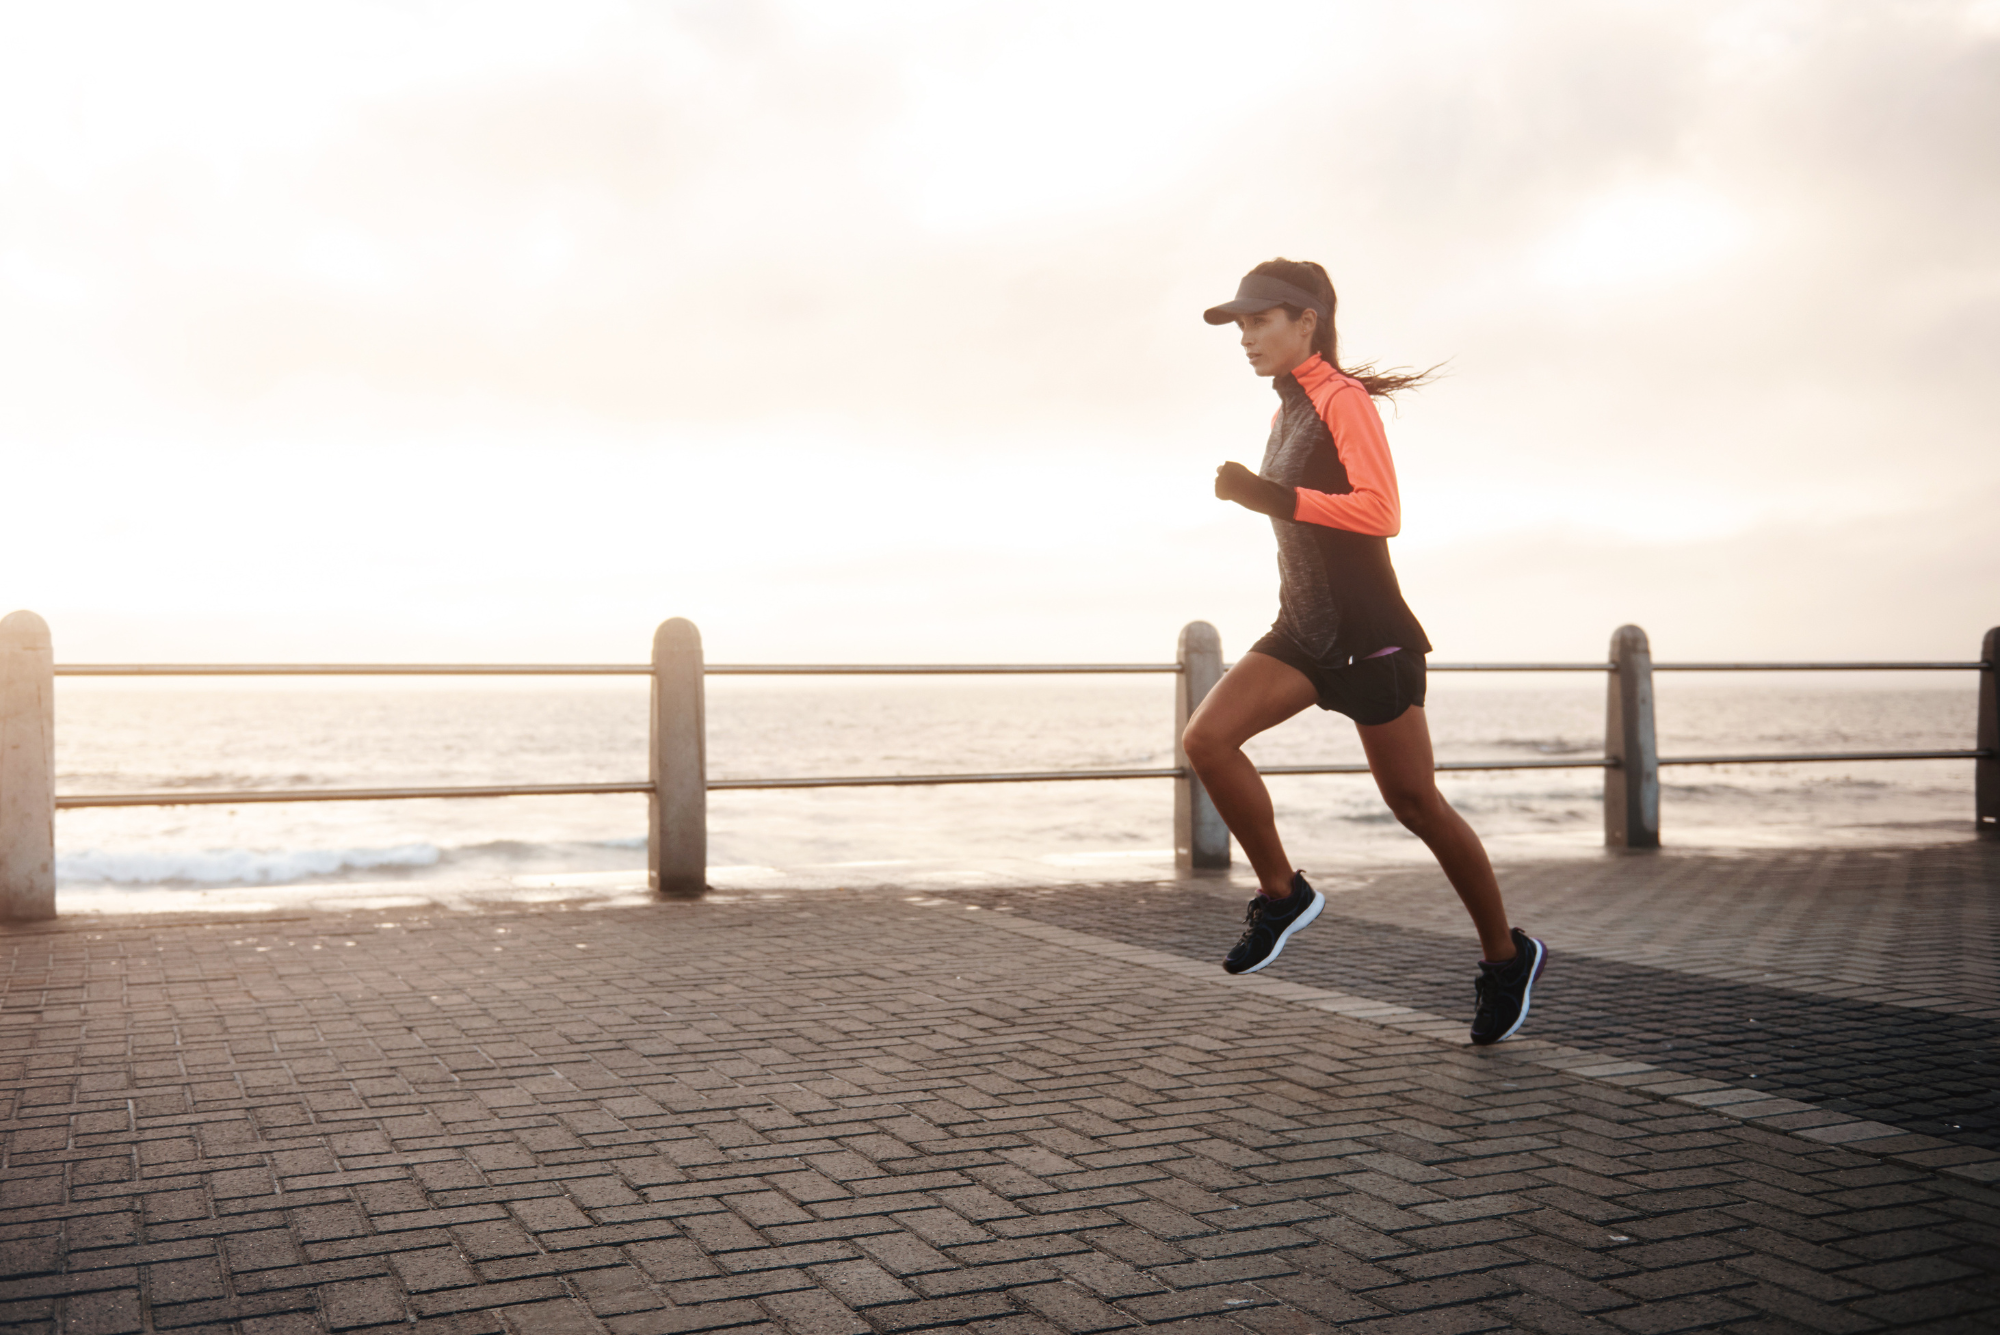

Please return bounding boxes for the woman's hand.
[1214,462,1296,519]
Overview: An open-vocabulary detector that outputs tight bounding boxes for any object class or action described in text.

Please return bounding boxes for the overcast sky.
[3,0,1995,665]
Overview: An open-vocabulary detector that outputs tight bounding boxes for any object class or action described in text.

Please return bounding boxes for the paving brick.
[1607,1260,1759,1302]
[870,1293,1021,1330]
[289,1203,369,1243]
[717,1242,857,1274]
[1868,1282,2000,1326]
[1295,1214,1409,1260]
[1107,1200,1211,1240]
[1475,1292,1625,1335]
[1380,1243,1518,1282]
[0,1234,60,1276]
[990,1208,1125,1238]
[1504,1262,1636,1313]
[1598,1292,1757,1333]
[759,1287,871,1334]
[449,1218,539,1261]
[409,1277,566,1319]
[240,1315,331,1335]
[1118,1285,1278,1322]
[65,1213,138,1252]
[1049,1250,1165,1299]
[933,1186,1030,1222]
[497,1297,604,1334]
[1366,1271,1517,1312]
[965,1318,1065,1335]
[950,1236,1093,1267]
[1008,1280,1133,1332]
[145,1256,228,1305]
[390,1245,479,1293]
[854,1231,956,1276]
[321,1276,408,1330]
[602,1299,769,1334]
[1835,1255,1979,1292]
[1251,1272,1391,1323]
[668,1270,817,1305]
[682,1213,770,1254]
[1612,1236,1750,1270]
[807,1258,916,1308]
[508,1196,594,1234]
[1728,1282,1884,1334]
[56,1288,142,1334]
[1829,1227,1958,1262]
[1337,1307,1510,1334]
[896,1207,995,1247]
[1168,1223,1312,1255]
[1729,1262,1880,1320]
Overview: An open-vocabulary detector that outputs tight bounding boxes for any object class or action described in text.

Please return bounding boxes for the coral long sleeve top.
[1257,354,1430,665]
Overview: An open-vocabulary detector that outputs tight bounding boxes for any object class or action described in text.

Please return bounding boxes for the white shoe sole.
[1236,888,1324,974]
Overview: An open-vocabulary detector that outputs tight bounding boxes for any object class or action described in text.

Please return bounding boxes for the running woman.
[1183,258,1546,1045]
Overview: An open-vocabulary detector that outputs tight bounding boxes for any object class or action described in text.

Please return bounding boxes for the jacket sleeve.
[1290,385,1401,537]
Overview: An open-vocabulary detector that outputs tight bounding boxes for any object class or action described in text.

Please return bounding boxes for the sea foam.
[57,844,442,887]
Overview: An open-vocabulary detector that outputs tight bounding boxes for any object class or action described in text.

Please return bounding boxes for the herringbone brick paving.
[1243,844,2000,1017]
[3,859,1998,1333]
[940,845,2000,1153]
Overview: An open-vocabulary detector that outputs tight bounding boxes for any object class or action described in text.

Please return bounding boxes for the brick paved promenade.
[3,844,1998,1333]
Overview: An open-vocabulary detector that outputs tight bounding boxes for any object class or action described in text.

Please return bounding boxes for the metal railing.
[41,650,1988,805]
[0,612,1993,915]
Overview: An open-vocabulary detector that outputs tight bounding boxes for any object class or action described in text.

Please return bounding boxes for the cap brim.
[1202,298,1284,325]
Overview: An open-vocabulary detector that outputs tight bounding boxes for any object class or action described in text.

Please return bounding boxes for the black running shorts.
[1249,630,1427,726]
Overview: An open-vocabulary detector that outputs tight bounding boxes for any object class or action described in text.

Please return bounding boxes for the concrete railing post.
[1979,627,1998,839]
[1174,621,1230,870]
[1604,623,1660,850]
[1,611,56,921]
[649,618,708,897]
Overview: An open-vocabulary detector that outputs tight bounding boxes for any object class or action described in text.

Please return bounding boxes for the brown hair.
[1248,258,1442,399]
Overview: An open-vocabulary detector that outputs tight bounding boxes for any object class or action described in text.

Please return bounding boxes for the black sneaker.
[1222,873,1324,975]
[1470,928,1546,1045]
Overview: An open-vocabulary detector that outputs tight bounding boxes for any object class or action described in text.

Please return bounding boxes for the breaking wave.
[57,844,443,887]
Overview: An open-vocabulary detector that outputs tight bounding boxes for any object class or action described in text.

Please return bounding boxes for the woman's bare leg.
[1181,652,1319,898]
[1356,706,1516,960]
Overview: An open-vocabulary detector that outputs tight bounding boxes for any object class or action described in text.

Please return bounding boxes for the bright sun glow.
[1535,185,1749,290]
[0,2,1993,665]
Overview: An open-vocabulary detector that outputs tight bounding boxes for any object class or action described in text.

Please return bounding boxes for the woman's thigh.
[1356,704,1439,807]
[1186,651,1320,751]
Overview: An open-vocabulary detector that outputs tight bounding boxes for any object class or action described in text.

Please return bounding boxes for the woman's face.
[1235,307,1317,378]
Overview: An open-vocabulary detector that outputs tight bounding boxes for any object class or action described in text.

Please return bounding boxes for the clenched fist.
[1214,461,1295,519]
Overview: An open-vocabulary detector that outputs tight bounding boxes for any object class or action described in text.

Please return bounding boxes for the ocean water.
[51,675,1980,909]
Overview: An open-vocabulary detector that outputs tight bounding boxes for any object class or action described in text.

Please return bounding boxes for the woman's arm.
[1291,384,1402,537]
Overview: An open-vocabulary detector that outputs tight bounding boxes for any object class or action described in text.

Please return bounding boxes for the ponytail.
[1247,258,1442,399]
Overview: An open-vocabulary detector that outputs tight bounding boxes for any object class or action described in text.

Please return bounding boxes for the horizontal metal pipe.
[1426,663,1611,673]
[1652,662,1986,672]
[54,663,1182,677]
[1260,757,1613,775]
[55,664,654,677]
[53,660,1990,678]
[709,766,1185,790]
[51,755,1625,807]
[1659,749,1986,766]
[56,781,655,809]
[51,747,1996,808]
[56,661,1594,676]
[704,664,1181,676]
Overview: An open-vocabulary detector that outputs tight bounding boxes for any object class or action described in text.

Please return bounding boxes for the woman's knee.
[1383,784,1448,832]
[1181,717,1233,772]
